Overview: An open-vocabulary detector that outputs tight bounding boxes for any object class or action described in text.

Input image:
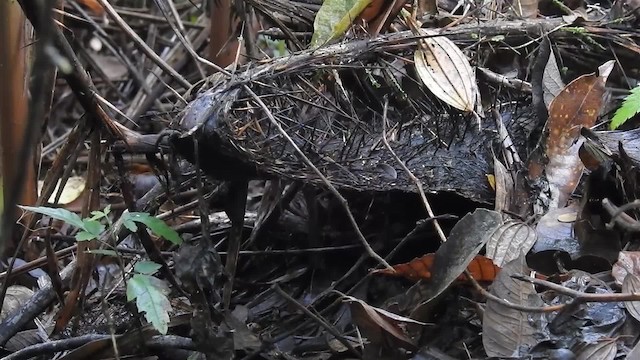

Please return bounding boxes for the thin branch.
[94,0,193,89]
[380,98,448,244]
[272,284,362,359]
[603,198,640,232]
[465,272,565,313]
[513,274,640,302]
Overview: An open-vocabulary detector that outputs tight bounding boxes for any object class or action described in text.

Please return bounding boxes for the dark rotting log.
[170,31,544,203]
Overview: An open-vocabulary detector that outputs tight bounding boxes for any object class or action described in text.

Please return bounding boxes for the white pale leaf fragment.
[413,29,478,112]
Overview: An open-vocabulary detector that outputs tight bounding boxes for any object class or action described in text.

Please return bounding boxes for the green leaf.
[125,212,182,245]
[310,0,372,48]
[86,249,119,256]
[82,219,104,237]
[127,274,172,334]
[88,212,104,221]
[76,231,98,241]
[90,205,111,221]
[122,217,138,232]
[135,261,162,275]
[19,205,84,229]
[611,85,640,130]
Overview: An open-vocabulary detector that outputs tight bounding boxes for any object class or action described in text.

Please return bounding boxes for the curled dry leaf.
[492,156,513,212]
[372,254,501,282]
[414,29,479,112]
[544,60,615,209]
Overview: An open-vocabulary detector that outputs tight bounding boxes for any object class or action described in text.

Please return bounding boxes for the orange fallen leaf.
[372,254,501,282]
[76,0,105,16]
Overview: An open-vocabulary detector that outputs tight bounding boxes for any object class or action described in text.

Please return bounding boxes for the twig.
[243,85,392,270]
[94,0,193,89]
[513,274,640,302]
[380,98,448,244]
[4,334,195,360]
[272,284,362,359]
[478,67,532,93]
[152,0,207,79]
[603,198,640,232]
[0,261,76,346]
[465,272,565,313]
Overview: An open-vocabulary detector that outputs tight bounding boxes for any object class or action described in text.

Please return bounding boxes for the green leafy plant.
[19,205,182,244]
[127,261,172,334]
[611,85,640,130]
[19,205,181,334]
[19,205,107,241]
[310,0,372,48]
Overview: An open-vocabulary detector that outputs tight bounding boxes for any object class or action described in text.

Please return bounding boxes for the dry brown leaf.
[544,60,614,209]
[76,0,105,16]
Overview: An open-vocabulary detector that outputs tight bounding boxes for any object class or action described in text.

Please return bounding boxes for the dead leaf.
[493,156,513,212]
[414,29,479,113]
[542,50,564,109]
[544,60,615,209]
[485,220,537,267]
[372,254,501,282]
[0,286,34,321]
[38,176,86,205]
[628,336,640,359]
[574,340,616,360]
[622,273,640,323]
[76,0,105,16]
[409,209,503,320]
[483,256,547,357]
[612,251,640,285]
[343,295,426,349]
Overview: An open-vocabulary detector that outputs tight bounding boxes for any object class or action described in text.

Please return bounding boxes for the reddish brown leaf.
[372,254,501,282]
[544,60,614,208]
[76,0,105,16]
